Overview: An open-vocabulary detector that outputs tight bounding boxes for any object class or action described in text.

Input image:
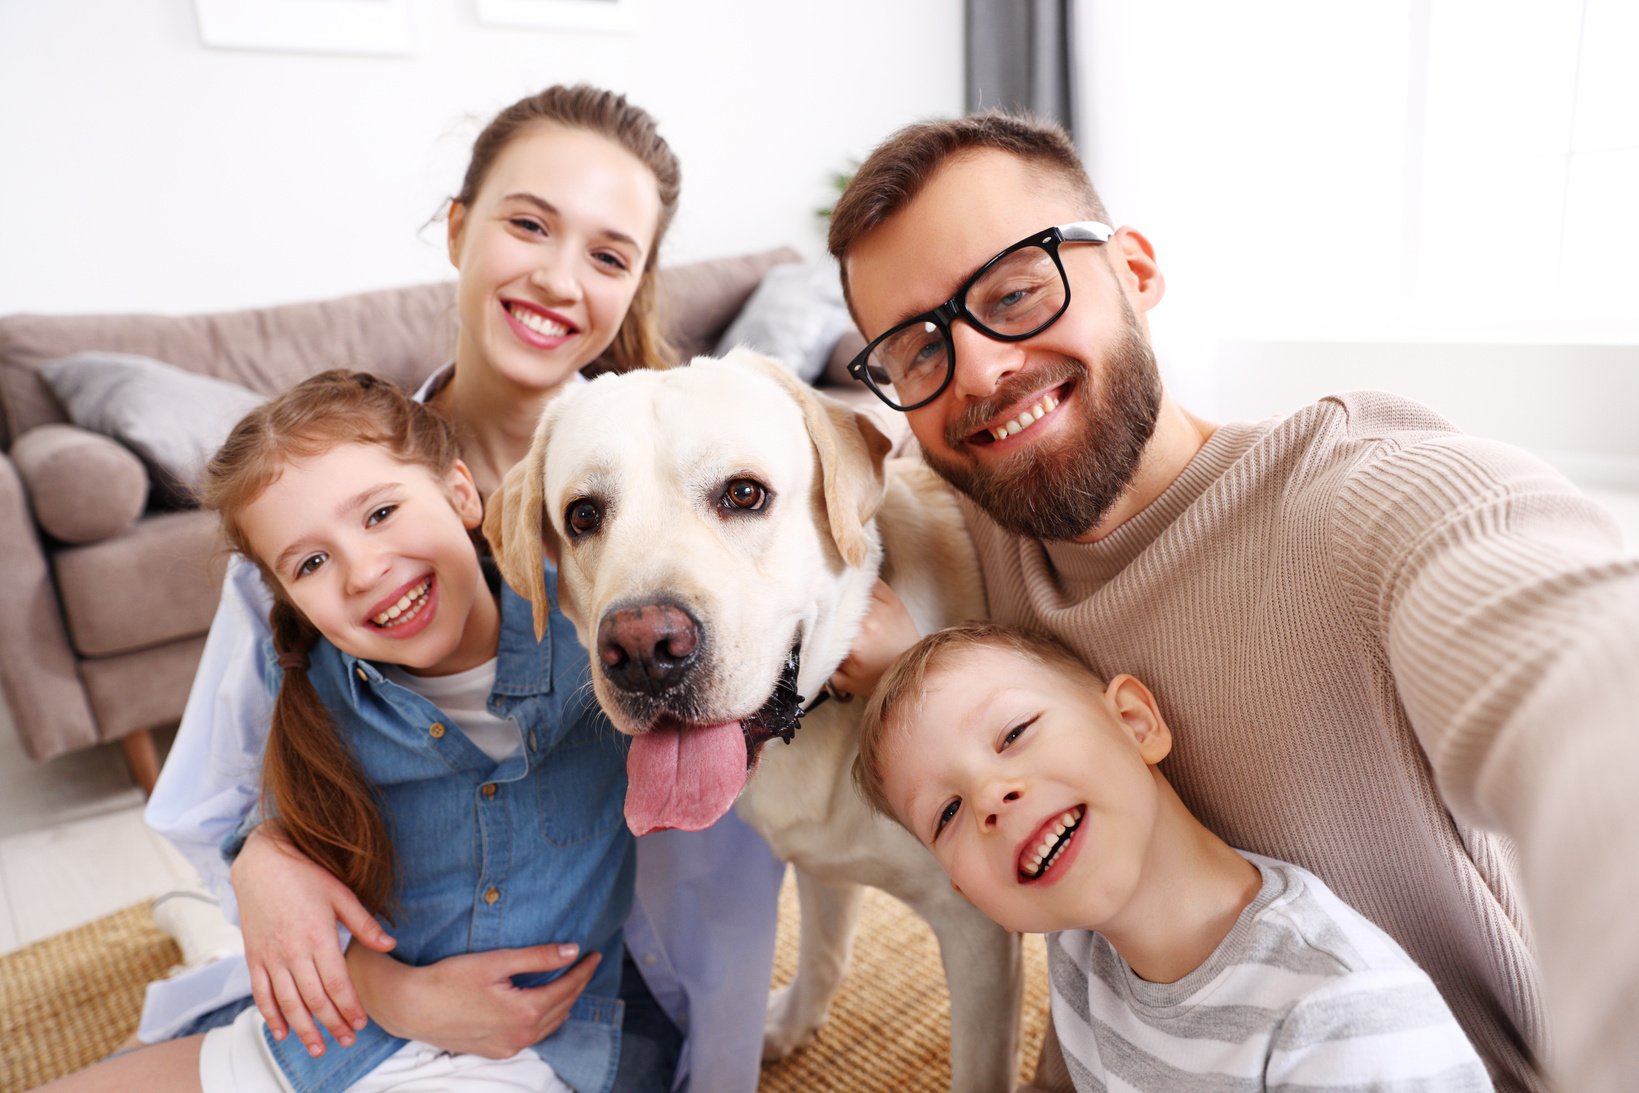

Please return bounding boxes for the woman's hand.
[829,579,920,700]
[231,824,396,1057]
[346,943,601,1059]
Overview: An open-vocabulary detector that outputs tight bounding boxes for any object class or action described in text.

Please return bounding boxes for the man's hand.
[347,943,601,1058]
[231,825,396,1057]
[829,579,921,700]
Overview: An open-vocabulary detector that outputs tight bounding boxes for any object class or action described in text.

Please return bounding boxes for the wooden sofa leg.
[120,729,161,798]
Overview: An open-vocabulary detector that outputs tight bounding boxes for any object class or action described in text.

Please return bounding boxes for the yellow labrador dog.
[485,348,1022,1091]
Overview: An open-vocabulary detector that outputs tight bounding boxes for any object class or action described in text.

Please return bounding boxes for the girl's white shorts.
[199,1004,571,1092]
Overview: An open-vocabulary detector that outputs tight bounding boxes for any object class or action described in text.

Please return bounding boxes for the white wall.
[0,1,963,315]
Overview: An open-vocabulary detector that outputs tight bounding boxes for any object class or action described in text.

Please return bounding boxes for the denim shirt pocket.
[533,696,628,848]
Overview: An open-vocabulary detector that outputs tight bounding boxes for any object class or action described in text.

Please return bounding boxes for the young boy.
[853,622,1493,1091]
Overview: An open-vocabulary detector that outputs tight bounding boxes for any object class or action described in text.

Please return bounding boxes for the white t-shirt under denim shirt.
[382,659,518,763]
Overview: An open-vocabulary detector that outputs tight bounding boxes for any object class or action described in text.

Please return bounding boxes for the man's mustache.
[947,357,1086,446]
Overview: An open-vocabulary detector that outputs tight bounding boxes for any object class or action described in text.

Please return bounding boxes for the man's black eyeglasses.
[846,221,1114,412]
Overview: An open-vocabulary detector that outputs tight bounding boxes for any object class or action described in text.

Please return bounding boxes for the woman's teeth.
[509,305,568,338]
[990,394,1059,442]
[373,579,430,628]
[1022,805,1085,879]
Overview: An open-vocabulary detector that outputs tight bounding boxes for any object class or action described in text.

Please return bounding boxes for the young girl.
[138,85,786,1092]
[49,371,636,1092]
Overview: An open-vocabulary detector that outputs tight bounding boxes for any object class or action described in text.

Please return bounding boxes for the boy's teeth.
[1022,805,1085,879]
[510,305,568,337]
[990,394,1059,442]
[374,579,430,627]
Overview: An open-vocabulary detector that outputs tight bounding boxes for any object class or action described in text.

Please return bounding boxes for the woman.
[108,84,782,1093]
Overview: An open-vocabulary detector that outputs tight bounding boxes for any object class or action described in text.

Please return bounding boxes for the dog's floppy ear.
[725,347,891,568]
[482,411,562,641]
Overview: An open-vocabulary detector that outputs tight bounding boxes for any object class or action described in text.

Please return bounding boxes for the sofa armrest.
[11,424,149,544]
[0,449,101,760]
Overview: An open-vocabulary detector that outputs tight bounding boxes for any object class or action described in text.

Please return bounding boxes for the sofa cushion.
[10,424,149,543]
[713,258,853,383]
[53,509,224,657]
[81,635,210,744]
[38,353,266,506]
[658,248,802,363]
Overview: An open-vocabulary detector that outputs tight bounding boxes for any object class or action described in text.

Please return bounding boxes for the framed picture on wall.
[475,0,642,34]
[193,0,416,56]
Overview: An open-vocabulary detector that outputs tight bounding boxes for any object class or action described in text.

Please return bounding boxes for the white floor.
[0,719,197,955]
[3,486,1638,958]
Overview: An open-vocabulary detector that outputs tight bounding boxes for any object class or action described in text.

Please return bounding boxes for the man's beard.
[923,307,1162,542]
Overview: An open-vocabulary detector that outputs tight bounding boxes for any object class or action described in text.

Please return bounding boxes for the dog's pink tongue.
[625,720,749,835]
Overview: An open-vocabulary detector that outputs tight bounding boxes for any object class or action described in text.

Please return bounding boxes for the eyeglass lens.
[864,243,1067,407]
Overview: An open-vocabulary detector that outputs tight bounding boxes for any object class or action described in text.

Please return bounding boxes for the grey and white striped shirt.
[1048,853,1493,1091]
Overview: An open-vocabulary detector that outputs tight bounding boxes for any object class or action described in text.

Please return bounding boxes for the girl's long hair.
[454,84,683,373]
[198,370,464,918]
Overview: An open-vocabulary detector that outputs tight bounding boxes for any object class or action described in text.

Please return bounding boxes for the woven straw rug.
[0,876,1048,1091]
[0,900,182,1091]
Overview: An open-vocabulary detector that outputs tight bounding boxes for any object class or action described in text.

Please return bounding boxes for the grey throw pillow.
[713,258,855,384]
[37,352,266,506]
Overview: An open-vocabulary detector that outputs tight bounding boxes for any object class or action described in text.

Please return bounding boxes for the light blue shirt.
[143,365,786,1092]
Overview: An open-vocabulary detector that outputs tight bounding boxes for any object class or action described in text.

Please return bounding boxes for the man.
[827,111,1639,1092]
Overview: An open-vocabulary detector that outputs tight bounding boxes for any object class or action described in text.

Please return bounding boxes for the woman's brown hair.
[454,84,683,373]
[199,370,464,918]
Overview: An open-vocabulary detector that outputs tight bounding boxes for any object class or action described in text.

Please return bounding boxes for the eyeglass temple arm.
[1059,220,1114,243]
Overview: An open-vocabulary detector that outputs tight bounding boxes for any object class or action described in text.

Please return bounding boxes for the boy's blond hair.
[853,621,1102,826]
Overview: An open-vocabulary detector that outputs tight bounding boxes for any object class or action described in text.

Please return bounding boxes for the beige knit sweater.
[962,391,1639,1093]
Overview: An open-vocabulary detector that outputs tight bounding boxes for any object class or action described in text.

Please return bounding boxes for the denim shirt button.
[481,783,498,799]
[355,666,368,683]
[528,730,539,752]
[429,721,446,739]
[483,886,500,905]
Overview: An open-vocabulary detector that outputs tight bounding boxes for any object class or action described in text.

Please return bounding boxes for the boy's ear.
[1105,674,1172,764]
[448,460,483,530]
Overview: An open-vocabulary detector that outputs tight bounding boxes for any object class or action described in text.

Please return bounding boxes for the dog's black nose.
[597,602,701,696]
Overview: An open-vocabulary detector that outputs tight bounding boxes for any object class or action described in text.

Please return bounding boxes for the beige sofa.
[0,246,862,793]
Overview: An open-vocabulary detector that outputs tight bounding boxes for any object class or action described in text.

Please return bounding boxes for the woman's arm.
[230,824,396,1057]
[346,942,601,1059]
[144,557,276,919]
[148,557,396,1055]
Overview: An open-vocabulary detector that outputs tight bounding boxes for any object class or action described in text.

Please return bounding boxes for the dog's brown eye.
[722,478,769,512]
[566,498,603,537]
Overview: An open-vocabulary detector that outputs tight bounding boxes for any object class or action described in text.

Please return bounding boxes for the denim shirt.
[262,575,634,1093]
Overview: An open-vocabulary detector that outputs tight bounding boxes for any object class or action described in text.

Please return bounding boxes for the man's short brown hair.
[827,111,1108,316]
[852,621,1102,827]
